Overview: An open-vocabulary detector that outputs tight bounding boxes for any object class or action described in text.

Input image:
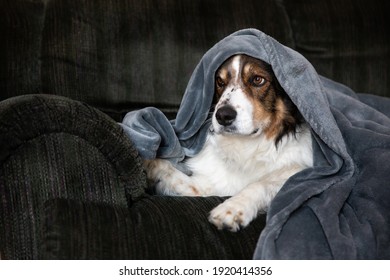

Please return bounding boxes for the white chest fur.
[185,124,313,196]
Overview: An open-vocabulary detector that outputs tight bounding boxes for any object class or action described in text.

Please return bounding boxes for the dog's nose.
[216,105,237,126]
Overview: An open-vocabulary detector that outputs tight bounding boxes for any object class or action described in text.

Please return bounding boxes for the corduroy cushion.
[41,197,266,259]
[0,94,147,259]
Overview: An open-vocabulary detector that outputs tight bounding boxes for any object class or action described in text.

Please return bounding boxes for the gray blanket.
[121,29,390,259]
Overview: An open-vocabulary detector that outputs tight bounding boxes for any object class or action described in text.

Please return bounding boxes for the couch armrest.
[0,94,147,259]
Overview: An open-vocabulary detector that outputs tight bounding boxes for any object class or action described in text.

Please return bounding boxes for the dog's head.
[212,54,303,145]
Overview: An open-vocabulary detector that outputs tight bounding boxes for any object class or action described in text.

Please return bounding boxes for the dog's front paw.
[208,198,257,232]
[143,159,202,196]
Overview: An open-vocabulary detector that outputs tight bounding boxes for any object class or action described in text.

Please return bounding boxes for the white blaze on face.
[231,55,241,83]
[212,56,257,135]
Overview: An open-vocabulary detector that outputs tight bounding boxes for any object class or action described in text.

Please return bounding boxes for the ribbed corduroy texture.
[41,197,266,259]
[1,0,388,120]
[0,0,293,118]
[0,94,147,259]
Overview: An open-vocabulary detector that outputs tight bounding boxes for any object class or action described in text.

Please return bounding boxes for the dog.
[144,54,313,231]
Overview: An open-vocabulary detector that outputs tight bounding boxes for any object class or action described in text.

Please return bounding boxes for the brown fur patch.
[189,185,200,195]
[263,99,287,140]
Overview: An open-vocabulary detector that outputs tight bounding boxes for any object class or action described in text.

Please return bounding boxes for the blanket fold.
[121,28,390,259]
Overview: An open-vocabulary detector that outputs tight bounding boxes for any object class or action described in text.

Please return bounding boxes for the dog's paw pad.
[208,200,253,232]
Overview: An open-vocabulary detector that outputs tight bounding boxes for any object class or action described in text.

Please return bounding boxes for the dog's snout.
[216,105,237,126]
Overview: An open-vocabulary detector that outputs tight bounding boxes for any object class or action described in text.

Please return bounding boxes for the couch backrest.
[1,0,389,120]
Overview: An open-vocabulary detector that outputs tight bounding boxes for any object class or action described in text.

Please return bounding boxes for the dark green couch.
[0,0,389,259]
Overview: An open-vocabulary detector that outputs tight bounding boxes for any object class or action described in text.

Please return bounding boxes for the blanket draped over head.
[121,29,390,259]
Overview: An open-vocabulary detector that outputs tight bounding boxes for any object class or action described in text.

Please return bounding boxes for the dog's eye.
[252,76,266,87]
[216,77,225,88]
